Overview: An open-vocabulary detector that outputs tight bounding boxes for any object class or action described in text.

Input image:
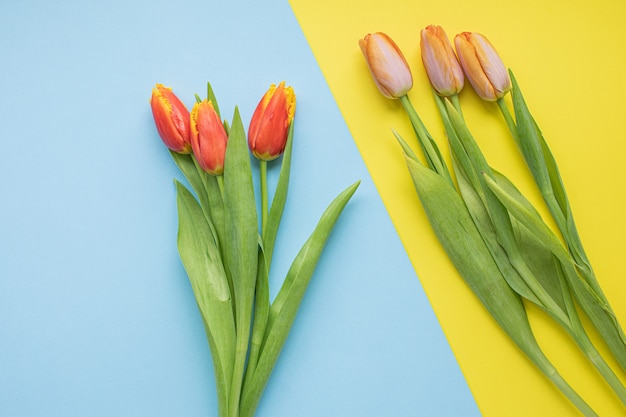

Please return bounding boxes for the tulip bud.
[420,25,464,96]
[454,32,511,101]
[248,82,296,161]
[190,99,228,175]
[150,84,192,153]
[359,32,413,99]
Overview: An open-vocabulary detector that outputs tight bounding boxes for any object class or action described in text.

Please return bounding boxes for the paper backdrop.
[1,0,624,416]
[289,0,626,415]
[0,0,474,416]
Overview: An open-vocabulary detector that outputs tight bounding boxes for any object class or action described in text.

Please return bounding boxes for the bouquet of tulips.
[150,81,359,417]
[360,27,626,416]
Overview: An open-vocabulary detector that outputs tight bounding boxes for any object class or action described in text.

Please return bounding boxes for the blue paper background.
[0,0,479,415]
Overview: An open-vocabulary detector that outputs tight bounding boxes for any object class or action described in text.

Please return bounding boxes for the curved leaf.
[175,180,235,417]
[239,180,360,417]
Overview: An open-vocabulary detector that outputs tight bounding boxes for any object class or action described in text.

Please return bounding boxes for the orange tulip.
[359,32,413,99]
[420,25,464,96]
[248,82,296,161]
[190,100,228,175]
[150,84,191,153]
[454,32,511,101]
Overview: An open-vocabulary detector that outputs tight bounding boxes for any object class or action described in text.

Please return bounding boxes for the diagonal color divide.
[289,0,626,415]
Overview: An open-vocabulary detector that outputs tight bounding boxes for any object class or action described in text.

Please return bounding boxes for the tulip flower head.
[248,81,296,161]
[150,84,192,153]
[359,32,413,99]
[454,32,511,101]
[420,25,464,96]
[190,99,228,175]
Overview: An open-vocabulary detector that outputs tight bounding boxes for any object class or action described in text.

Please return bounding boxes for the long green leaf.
[483,172,626,370]
[434,94,539,306]
[241,239,270,397]
[511,71,626,372]
[399,94,454,187]
[171,153,215,230]
[207,82,221,120]
[175,180,235,417]
[263,122,294,264]
[493,171,567,308]
[403,154,533,349]
[238,180,360,417]
[440,97,574,327]
[222,107,259,417]
[400,149,597,416]
[510,71,591,276]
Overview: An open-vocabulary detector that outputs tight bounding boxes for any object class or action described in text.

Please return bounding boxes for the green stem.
[228,299,255,417]
[260,160,268,236]
[497,97,518,143]
[578,333,626,406]
[527,344,598,417]
[399,94,453,185]
[449,94,463,120]
[241,252,269,410]
[563,279,626,406]
[229,342,248,417]
[547,369,599,417]
[217,174,225,200]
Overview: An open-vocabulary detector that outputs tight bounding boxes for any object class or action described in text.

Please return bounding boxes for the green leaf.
[392,129,421,164]
[170,153,213,227]
[483,172,626,370]
[510,71,591,276]
[511,71,626,372]
[439,97,575,327]
[399,94,454,186]
[454,158,545,308]
[222,107,259,416]
[205,175,226,251]
[509,72,553,200]
[222,106,259,322]
[403,156,531,347]
[402,154,601,414]
[207,81,221,120]
[175,180,235,417]
[491,171,566,309]
[263,122,294,265]
[241,238,270,396]
[239,180,360,417]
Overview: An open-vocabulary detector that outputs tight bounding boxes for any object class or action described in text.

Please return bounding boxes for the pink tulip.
[454,32,511,101]
[420,25,464,96]
[359,32,413,99]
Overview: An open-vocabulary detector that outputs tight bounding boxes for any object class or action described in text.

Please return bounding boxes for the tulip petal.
[190,100,228,175]
[420,25,464,96]
[248,82,295,161]
[455,32,510,101]
[150,84,192,153]
[473,34,510,96]
[360,32,412,99]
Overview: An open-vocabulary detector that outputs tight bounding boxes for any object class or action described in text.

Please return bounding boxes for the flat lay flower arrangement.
[360,27,626,416]
[150,82,359,417]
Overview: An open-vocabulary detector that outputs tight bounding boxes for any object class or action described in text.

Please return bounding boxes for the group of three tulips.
[150,81,295,172]
[360,25,510,102]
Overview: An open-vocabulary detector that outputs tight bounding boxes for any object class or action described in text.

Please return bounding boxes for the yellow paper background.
[289,0,626,415]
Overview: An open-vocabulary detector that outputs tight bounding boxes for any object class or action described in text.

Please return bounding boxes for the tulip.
[359,32,413,99]
[248,81,296,161]
[190,99,228,175]
[150,84,192,153]
[420,25,464,96]
[454,32,511,101]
